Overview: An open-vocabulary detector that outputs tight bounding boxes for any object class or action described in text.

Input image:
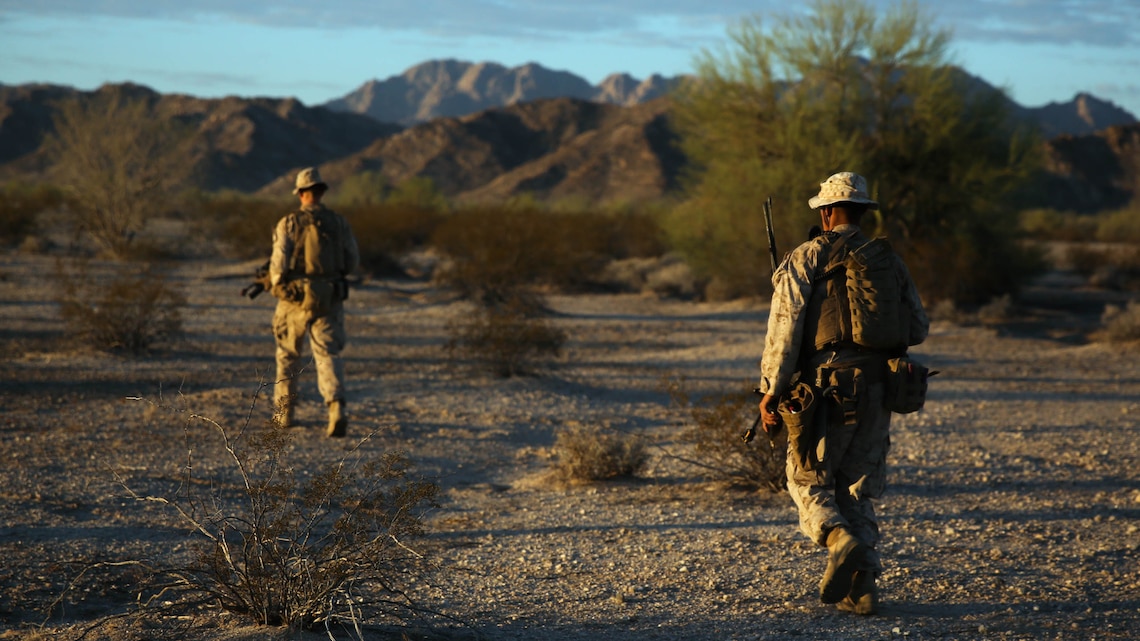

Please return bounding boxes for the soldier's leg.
[833,381,892,614]
[273,303,307,425]
[835,385,892,569]
[309,305,347,436]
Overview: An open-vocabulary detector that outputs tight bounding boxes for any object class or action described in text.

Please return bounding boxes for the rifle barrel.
[763,197,777,272]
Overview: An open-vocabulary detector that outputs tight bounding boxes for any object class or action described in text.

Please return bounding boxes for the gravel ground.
[1,251,1138,641]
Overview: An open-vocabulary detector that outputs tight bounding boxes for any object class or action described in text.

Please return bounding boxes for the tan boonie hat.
[808,171,879,210]
[292,166,328,195]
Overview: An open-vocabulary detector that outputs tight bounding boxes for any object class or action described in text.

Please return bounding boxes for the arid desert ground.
[1,248,1138,640]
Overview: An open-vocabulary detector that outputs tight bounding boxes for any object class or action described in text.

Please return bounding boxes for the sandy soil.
[1,250,1138,641]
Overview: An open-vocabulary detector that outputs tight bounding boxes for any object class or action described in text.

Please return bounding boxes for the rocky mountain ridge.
[0,74,1136,211]
[322,59,679,126]
[325,59,1136,138]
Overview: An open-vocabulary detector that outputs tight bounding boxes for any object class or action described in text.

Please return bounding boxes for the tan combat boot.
[836,569,878,615]
[327,400,346,438]
[820,527,868,604]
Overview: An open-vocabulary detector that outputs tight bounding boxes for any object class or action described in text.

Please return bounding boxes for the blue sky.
[1,1,1138,119]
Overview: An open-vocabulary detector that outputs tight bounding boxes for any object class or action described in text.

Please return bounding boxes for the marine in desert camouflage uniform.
[270,166,360,437]
[757,172,929,614]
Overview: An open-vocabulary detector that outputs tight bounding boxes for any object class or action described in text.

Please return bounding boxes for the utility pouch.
[779,381,824,471]
[271,280,305,304]
[301,278,335,317]
[884,356,930,413]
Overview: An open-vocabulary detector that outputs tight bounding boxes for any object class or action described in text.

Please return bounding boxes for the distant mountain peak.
[323,59,682,126]
[1035,92,1135,137]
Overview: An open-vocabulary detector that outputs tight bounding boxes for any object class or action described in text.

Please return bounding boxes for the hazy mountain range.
[321,59,1136,138]
[323,59,679,126]
[0,59,1136,211]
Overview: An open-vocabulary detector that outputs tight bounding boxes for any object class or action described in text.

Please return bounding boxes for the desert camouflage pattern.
[273,302,347,406]
[785,355,891,571]
[759,223,928,571]
[269,202,359,408]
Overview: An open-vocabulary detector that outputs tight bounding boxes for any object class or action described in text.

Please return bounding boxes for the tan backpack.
[288,209,346,317]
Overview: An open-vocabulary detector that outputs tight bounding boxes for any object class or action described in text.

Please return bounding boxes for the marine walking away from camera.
[269,167,360,438]
[755,172,930,615]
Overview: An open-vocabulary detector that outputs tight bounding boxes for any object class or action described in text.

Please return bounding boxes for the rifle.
[763,197,777,273]
[241,260,272,299]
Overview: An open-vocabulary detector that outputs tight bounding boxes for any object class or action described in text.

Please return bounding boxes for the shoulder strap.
[814,232,853,283]
[286,210,313,273]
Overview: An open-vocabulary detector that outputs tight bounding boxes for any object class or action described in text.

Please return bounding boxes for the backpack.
[287,208,346,317]
[805,233,910,353]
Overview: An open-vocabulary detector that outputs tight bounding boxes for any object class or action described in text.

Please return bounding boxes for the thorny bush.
[1102,301,1140,342]
[664,377,787,492]
[54,259,186,354]
[445,295,567,377]
[121,397,441,632]
[549,422,648,485]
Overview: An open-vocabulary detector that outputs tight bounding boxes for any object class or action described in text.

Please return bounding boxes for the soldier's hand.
[759,393,781,434]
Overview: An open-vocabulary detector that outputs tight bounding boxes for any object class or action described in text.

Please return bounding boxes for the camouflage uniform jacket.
[759,223,929,398]
[269,203,360,289]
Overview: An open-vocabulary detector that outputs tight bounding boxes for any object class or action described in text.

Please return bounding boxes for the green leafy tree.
[668,0,1041,303]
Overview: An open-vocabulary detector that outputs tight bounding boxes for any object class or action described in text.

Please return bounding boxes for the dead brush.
[445,293,566,377]
[1101,301,1140,342]
[549,422,648,485]
[53,258,186,354]
[88,389,443,635]
[663,376,787,492]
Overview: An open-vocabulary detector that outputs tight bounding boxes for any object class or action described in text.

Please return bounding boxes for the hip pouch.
[301,278,335,317]
[779,381,824,471]
[271,280,305,304]
[884,356,930,413]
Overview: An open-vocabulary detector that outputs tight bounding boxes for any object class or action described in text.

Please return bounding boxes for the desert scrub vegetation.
[191,192,282,259]
[1101,301,1140,342]
[664,377,787,492]
[102,397,442,634]
[342,202,446,276]
[548,422,648,485]
[430,204,667,300]
[444,294,567,377]
[48,90,195,259]
[54,259,186,354]
[668,0,1042,304]
[0,181,67,248]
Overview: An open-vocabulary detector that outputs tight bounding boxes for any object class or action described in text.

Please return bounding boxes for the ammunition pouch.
[779,381,824,471]
[884,355,930,413]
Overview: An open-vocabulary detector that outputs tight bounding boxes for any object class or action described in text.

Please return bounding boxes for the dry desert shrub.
[445,295,567,377]
[0,181,66,247]
[111,398,441,633]
[430,205,668,298]
[54,260,186,354]
[1066,243,1140,290]
[342,202,446,276]
[48,92,195,259]
[192,193,281,259]
[1102,301,1140,342]
[664,377,787,492]
[549,423,648,485]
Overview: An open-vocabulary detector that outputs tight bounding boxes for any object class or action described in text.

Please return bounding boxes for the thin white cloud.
[2,0,1137,46]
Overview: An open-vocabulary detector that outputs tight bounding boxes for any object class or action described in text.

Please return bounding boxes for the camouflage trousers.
[785,362,891,572]
[273,300,347,408]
